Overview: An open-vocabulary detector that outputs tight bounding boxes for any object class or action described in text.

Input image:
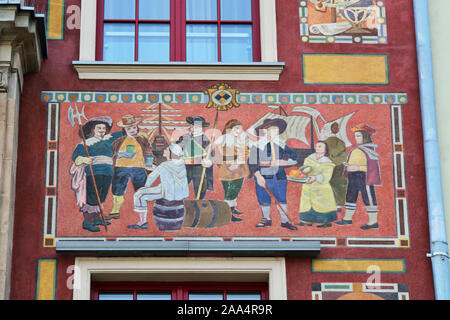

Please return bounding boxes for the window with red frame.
[96,0,261,63]
[91,282,268,300]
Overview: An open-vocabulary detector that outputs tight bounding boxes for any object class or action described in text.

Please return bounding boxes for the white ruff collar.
[83,134,113,146]
[214,133,249,147]
[252,136,286,151]
[307,153,332,163]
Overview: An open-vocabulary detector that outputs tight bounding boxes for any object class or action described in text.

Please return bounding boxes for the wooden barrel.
[152,199,185,231]
[183,200,232,228]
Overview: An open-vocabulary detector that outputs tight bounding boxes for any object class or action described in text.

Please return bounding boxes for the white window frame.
[74,0,283,81]
[73,257,287,300]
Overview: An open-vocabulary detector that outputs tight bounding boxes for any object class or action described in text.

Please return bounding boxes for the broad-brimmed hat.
[254,118,287,136]
[351,124,377,135]
[117,114,142,128]
[79,116,113,138]
[186,116,210,127]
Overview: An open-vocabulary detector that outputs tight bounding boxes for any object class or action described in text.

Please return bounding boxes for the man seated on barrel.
[128,143,189,230]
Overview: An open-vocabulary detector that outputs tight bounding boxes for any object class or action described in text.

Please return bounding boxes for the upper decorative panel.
[299,0,388,44]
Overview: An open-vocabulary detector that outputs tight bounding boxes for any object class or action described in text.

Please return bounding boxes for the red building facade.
[5,0,434,300]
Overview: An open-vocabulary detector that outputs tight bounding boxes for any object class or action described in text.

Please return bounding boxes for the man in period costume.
[248,118,299,231]
[130,143,189,229]
[325,122,348,213]
[214,119,250,223]
[335,124,381,229]
[176,116,214,200]
[70,116,123,232]
[106,114,153,220]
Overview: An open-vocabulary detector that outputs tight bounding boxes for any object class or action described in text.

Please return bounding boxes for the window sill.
[72,61,285,81]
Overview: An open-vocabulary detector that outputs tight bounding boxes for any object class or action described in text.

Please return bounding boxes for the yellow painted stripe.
[303,54,389,84]
[36,259,57,300]
[312,259,406,273]
[47,0,65,40]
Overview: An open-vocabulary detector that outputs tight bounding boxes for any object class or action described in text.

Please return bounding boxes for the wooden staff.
[196,110,219,200]
[264,185,289,216]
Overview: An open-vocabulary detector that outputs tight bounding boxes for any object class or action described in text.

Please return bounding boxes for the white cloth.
[133,159,189,212]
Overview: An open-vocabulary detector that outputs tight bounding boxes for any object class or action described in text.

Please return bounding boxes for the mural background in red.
[56,101,395,238]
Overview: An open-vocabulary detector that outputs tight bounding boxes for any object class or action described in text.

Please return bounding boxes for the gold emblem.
[204,83,240,111]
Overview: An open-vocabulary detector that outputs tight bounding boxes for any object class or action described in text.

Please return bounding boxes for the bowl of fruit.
[287,166,311,183]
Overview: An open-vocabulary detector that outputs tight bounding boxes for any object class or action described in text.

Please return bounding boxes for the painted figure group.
[297,123,381,230]
[70,113,381,233]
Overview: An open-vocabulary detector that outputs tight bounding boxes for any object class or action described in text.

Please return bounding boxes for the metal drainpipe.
[413,0,450,300]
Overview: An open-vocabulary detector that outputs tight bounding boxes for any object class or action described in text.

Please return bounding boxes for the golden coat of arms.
[204,84,240,111]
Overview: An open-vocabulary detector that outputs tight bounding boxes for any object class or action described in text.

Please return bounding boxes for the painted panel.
[299,0,388,44]
[46,0,65,40]
[311,259,406,273]
[35,259,57,300]
[42,88,409,249]
[302,54,389,85]
[312,282,409,300]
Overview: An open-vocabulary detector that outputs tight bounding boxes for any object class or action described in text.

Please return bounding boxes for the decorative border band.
[41,91,408,105]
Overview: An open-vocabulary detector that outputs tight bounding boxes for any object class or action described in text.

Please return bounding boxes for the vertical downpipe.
[413,0,450,300]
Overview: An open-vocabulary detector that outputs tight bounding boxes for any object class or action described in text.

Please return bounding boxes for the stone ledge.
[72,61,285,81]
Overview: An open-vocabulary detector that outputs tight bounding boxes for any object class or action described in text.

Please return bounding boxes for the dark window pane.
[139,0,170,20]
[103,23,135,61]
[221,24,253,62]
[137,291,172,300]
[226,291,261,300]
[98,291,134,300]
[104,0,135,19]
[186,0,217,20]
[221,0,252,21]
[139,23,170,62]
[186,24,218,62]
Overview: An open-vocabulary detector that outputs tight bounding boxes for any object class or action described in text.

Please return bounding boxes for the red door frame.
[95,0,261,62]
[91,281,269,300]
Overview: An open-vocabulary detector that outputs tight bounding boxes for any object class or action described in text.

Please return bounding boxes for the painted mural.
[299,0,388,44]
[312,282,409,300]
[41,88,409,249]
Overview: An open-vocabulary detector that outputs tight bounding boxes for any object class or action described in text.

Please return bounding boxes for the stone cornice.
[72,61,286,81]
[0,2,47,72]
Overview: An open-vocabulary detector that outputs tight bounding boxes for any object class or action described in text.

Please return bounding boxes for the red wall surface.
[9,0,434,299]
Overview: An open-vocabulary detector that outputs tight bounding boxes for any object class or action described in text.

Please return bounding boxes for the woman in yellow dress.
[298,141,338,228]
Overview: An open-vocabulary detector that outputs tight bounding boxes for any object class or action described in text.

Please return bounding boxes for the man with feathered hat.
[70,116,123,232]
[176,116,214,200]
[335,124,381,229]
[248,118,299,231]
[106,114,154,221]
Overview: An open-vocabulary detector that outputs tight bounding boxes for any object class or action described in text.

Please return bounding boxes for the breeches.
[112,167,147,196]
[221,178,244,201]
[186,165,207,199]
[255,176,287,206]
[86,174,112,206]
[345,172,378,213]
[133,185,162,212]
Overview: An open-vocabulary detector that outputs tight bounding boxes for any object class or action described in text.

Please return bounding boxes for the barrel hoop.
[206,200,219,229]
[154,216,185,223]
[153,209,184,219]
[154,203,185,211]
[191,201,201,227]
